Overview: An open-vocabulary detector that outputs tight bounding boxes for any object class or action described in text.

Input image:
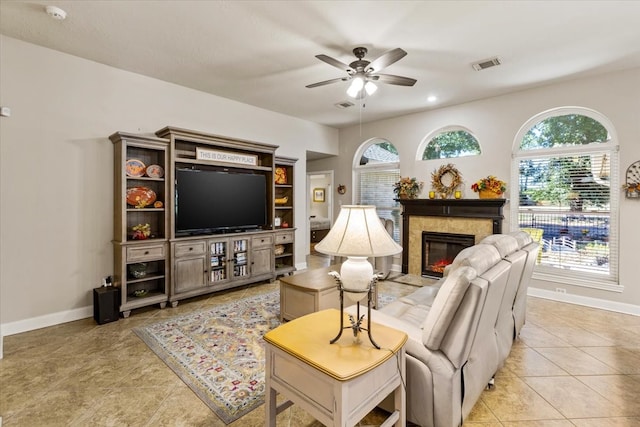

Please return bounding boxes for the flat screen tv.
[175,168,268,236]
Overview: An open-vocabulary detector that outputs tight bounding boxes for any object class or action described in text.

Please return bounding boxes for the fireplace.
[398,198,507,275]
[422,232,475,278]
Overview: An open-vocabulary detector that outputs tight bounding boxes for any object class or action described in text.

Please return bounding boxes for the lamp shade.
[315,205,402,257]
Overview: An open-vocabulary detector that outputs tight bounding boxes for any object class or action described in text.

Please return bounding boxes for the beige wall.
[309,67,640,311]
[0,36,339,329]
[2,34,638,335]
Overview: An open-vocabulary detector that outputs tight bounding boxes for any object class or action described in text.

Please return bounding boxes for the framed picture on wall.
[313,188,325,202]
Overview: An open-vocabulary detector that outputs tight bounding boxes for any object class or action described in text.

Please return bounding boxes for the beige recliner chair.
[352,243,508,427]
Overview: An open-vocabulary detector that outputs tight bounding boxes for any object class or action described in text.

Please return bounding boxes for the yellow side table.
[264,308,407,427]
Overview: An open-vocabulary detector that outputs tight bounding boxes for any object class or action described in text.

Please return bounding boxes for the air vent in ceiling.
[472,57,502,71]
[335,101,355,109]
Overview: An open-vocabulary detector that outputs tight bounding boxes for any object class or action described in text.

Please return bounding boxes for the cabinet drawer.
[174,241,206,257]
[275,231,294,244]
[252,235,274,248]
[126,244,165,262]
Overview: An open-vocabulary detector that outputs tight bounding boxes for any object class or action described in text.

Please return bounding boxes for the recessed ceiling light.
[45,5,67,20]
[427,95,437,103]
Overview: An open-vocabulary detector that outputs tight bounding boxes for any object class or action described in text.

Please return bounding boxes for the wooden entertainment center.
[110,127,296,317]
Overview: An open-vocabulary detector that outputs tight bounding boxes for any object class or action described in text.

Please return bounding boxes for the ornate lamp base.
[329,273,380,349]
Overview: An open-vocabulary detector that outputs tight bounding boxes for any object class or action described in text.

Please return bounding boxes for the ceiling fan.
[306,47,417,98]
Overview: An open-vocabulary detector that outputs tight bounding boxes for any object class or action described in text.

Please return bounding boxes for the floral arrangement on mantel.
[471,175,507,198]
[394,177,424,199]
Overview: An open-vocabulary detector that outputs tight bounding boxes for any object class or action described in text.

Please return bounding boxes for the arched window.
[512,109,620,290]
[421,128,481,160]
[355,139,401,242]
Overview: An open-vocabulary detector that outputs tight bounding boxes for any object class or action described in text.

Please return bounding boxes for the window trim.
[353,138,400,202]
[511,107,621,291]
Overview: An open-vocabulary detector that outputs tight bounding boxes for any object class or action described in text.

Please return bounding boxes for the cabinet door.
[252,246,273,276]
[232,238,250,279]
[174,256,207,293]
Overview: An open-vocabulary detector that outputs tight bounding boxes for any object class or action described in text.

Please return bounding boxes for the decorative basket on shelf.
[478,189,503,199]
[471,175,506,199]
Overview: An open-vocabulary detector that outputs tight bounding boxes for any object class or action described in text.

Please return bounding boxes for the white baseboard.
[1,284,635,360]
[528,287,640,316]
[1,305,93,338]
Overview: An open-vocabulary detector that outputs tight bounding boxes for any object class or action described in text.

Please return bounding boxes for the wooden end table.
[278,264,378,322]
[264,308,407,427]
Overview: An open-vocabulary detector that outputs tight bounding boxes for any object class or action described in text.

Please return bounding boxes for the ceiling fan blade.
[365,48,407,73]
[315,54,355,73]
[305,77,349,89]
[370,73,417,86]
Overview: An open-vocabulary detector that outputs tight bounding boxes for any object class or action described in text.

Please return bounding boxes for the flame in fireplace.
[428,258,453,273]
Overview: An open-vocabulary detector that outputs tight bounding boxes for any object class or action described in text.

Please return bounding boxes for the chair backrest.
[480,234,526,364]
[426,244,503,369]
[519,228,543,264]
[509,231,540,335]
[510,230,533,248]
[422,266,480,367]
[449,243,512,420]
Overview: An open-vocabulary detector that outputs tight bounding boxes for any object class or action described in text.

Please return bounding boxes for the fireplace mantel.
[398,198,507,274]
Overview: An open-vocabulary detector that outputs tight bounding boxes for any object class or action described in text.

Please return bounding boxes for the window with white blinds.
[512,111,620,289]
[355,140,401,243]
[357,168,401,242]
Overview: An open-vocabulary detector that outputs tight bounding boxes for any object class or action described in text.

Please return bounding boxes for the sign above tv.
[196,147,258,166]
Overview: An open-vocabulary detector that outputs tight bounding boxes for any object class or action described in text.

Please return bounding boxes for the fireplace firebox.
[422,231,475,278]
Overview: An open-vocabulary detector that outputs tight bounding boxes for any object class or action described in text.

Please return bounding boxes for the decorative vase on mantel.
[398,191,409,200]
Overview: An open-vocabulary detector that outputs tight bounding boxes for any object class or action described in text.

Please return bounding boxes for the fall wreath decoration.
[431,163,463,198]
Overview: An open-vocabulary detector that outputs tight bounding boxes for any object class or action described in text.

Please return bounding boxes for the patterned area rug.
[134,290,396,424]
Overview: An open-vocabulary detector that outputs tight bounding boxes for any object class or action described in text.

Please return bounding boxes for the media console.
[110,127,297,316]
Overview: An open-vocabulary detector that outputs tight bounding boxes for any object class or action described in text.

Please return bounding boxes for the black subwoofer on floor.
[93,287,120,324]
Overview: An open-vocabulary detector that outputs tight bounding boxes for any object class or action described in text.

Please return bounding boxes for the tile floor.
[1,255,639,426]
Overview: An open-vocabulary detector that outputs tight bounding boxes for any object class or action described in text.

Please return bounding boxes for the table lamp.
[315,205,403,348]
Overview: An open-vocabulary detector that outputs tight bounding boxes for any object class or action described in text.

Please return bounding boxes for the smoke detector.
[45,5,67,20]
[472,56,501,71]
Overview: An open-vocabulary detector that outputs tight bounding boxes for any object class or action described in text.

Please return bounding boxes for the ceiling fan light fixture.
[364,81,377,96]
[348,76,364,91]
[347,77,364,98]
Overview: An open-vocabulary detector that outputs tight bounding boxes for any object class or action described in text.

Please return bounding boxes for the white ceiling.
[2,1,640,129]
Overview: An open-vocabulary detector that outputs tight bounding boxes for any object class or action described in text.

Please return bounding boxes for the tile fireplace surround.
[398,198,507,275]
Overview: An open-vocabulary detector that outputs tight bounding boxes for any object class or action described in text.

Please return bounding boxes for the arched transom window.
[422,128,481,160]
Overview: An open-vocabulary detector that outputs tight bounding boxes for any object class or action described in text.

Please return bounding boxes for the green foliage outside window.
[520,114,609,149]
[422,130,481,160]
[519,114,611,209]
